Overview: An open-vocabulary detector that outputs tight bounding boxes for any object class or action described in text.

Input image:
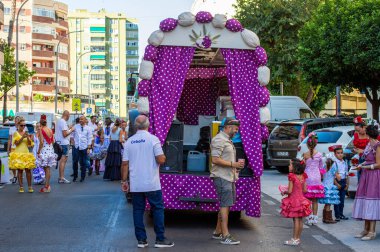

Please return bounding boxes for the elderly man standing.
[55,110,75,184]
[121,115,174,248]
[210,118,244,245]
[72,116,93,182]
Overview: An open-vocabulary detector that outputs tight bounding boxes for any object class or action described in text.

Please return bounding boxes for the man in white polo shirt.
[121,115,174,249]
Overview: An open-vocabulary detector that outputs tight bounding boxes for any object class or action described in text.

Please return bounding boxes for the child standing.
[280,159,312,246]
[319,158,340,224]
[303,133,325,225]
[90,128,106,175]
[333,146,350,221]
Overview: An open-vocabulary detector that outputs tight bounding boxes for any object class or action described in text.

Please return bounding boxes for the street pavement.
[262,168,380,252]
[1,155,354,252]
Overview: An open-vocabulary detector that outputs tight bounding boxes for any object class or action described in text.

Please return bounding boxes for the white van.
[15,112,59,129]
[268,96,316,121]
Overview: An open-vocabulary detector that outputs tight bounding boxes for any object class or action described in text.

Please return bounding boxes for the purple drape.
[148,46,195,144]
[177,78,219,125]
[221,49,264,176]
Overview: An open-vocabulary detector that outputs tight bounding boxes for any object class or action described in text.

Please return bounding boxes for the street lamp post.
[15,0,30,113]
[87,66,94,112]
[55,30,83,114]
[76,51,91,95]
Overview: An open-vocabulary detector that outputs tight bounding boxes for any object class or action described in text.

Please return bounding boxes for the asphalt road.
[0,156,353,252]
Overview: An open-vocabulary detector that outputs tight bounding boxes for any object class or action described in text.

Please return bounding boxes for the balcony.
[58,53,68,61]
[32,50,54,58]
[32,15,54,24]
[58,70,69,77]
[33,33,54,41]
[58,20,68,28]
[33,67,54,75]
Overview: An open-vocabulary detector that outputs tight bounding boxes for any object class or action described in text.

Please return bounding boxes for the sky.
[60,0,236,60]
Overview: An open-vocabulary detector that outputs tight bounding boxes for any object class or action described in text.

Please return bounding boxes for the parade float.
[135,11,271,217]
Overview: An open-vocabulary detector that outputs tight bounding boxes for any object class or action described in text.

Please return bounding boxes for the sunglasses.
[20,125,26,127]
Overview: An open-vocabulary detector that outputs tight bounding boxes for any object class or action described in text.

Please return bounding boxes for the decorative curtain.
[148,46,195,144]
[221,49,264,176]
[177,78,220,125]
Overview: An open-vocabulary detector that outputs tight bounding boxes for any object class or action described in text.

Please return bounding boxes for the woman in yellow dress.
[9,119,36,193]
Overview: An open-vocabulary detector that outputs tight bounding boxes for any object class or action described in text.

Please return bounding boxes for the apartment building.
[68,9,128,118]
[125,18,139,104]
[1,0,70,113]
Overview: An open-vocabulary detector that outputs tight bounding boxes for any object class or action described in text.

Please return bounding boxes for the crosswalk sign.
[72,98,81,112]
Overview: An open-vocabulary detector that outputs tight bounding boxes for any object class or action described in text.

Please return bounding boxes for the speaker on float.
[160,120,184,173]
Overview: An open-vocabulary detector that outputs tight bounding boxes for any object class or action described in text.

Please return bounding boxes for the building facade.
[125,18,139,105]
[1,0,70,113]
[68,9,128,118]
[320,90,367,117]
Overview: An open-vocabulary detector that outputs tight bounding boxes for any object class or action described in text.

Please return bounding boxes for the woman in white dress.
[32,123,45,184]
[36,115,57,193]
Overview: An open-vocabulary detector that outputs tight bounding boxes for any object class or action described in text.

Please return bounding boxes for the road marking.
[106,198,123,228]
[312,235,333,245]
[263,200,276,205]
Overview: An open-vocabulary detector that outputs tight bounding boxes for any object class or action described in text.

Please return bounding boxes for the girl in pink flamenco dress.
[303,133,325,225]
[280,159,312,246]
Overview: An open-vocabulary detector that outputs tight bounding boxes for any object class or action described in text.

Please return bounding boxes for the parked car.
[347,153,359,199]
[0,122,36,153]
[267,117,354,173]
[296,126,355,160]
[263,121,280,168]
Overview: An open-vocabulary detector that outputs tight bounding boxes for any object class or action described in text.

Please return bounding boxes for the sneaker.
[212,232,223,240]
[39,186,51,193]
[12,177,17,184]
[58,178,71,184]
[220,234,240,245]
[19,187,24,193]
[28,187,34,193]
[155,239,175,248]
[137,240,148,248]
[340,215,349,220]
[0,183,5,189]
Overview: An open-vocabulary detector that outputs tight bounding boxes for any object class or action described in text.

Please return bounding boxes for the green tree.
[234,0,334,113]
[298,0,380,120]
[0,39,35,122]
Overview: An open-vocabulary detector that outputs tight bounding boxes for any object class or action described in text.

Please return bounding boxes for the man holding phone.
[210,118,244,245]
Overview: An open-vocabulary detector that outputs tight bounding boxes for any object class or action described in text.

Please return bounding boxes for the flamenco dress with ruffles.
[352,142,380,220]
[304,152,325,199]
[36,129,57,168]
[9,131,36,170]
[281,173,312,218]
[318,164,340,205]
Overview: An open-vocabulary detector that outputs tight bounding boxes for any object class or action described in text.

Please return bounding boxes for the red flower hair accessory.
[40,114,47,121]
[354,116,364,124]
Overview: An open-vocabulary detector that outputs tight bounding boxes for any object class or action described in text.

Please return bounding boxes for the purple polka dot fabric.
[195,11,213,23]
[258,86,270,107]
[137,80,151,97]
[177,78,219,125]
[221,48,264,176]
[159,18,178,32]
[225,19,243,32]
[186,67,226,79]
[145,174,261,217]
[148,46,195,143]
[255,46,268,66]
[261,124,269,141]
[143,45,158,62]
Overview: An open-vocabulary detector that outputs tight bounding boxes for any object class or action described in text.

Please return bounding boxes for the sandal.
[28,187,34,193]
[355,230,369,238]
[19,187,24,193]
[284,238,300,246]
[39,186,51,193]
[361,232,376,241]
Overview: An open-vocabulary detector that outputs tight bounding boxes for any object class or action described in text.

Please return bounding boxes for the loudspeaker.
[234,142,253,177]
[160,120,184,173]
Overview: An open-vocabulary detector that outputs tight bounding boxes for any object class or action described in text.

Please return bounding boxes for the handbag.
[53,142,63,161]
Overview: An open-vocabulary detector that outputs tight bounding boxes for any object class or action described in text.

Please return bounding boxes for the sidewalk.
[261,169,380,252]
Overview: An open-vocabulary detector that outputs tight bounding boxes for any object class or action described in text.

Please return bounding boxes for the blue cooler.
[187,151,207,172]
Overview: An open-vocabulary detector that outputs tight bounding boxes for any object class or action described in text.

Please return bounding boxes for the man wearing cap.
[210,118,244,245]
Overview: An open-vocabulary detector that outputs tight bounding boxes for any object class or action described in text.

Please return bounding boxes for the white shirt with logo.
[73,124,93,150]
[123,130,164,192]
[55,118,70,145]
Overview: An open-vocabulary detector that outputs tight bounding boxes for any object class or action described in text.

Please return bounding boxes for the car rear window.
[270,125,301,140]
[0,128,9,138]
[303,131,343,144]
